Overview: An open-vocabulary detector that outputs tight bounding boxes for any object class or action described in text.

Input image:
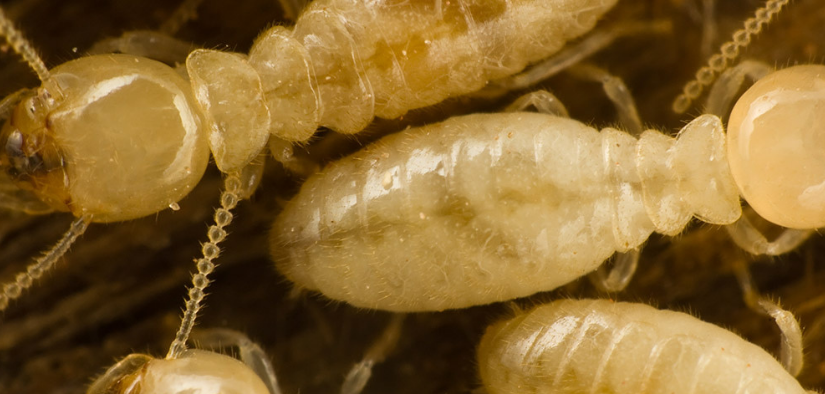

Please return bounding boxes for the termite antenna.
[0,215,91,312]
[167,173,242,359]
[0,6,51,85]
[672,0,789,114]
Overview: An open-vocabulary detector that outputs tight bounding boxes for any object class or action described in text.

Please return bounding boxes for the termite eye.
[5,130,23,159]
[3,129,45,177]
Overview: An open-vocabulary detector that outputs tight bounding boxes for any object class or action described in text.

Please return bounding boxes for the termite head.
[0,54,211,223]
[0,88,72,213]
[87,351,271,394]
[727,65,825,229]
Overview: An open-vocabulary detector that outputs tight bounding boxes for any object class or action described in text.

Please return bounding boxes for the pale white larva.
[271,111,740,311]
[477,299,812,394]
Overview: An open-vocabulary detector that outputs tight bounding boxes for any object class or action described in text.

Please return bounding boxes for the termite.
[0,0,627,316]
[477,298,814,394]
[271,0,814,312]
[85,311,404,394]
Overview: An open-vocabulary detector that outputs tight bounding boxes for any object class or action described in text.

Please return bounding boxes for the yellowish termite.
[85,317,404,394]
[272,0,814,312]
[477,299,814,394]
[0,0,621,314]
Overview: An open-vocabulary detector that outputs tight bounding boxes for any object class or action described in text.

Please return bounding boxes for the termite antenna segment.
[0,215,90,312]
[167,173,241,359]
[672,0,790,114]
[0,7,53,90]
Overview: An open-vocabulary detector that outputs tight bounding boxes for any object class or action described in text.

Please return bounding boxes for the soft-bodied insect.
[477,298,814,394]
[0,0,627,316]
[271,0,815,312]
[85,315,404,394]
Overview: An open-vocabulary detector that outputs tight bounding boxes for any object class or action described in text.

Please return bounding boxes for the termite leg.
[567,64,644,292]
[725,213,813,256]
[237,152,268,200]
[192,328,283,394]
[733,259,804,377]
[672,0,790,113]
[588,250,640,293]
[340,314,405,394]
[566,63,642,135]
[506,82,643,293]
[504,90,568,117]
[269,137,321,178]
[87,31,194,64]
[704,60,772,117]
[486,19,671,94]
[87,0,209,64]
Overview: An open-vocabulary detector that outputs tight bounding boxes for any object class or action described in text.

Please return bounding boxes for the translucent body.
[272,112,741,311]
[477,299,807,394]
[0,54,209,222]
[728,65,825,229]
[193,0,618,144]
[0,0,618,220]
[86,350,270,394]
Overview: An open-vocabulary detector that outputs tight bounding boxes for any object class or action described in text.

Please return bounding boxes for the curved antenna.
[0,215,91,312]
[0,6,50,85]
[167,173,242,359]
[672,0,790,114]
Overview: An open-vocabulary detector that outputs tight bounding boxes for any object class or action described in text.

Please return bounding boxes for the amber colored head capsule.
[728,65,825,230]
[0,54,209,223]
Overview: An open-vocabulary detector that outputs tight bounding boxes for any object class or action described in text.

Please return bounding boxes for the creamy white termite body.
[2,0,620,216]
[190,0,619,169]
[272,112,741,311]
[477,299,808,394]
[0,0,618,311]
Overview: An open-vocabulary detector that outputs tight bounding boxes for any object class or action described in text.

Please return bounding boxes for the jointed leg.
[725,212,813,256]
[733,260,803,376]
[588,249,640,293]
[488,20,671,93]
[704,60,772,117]
[192,328,283,394]
[566,63,643,135]
[87,31,195,64]
[504,90,568,117]
[340,314,405,394]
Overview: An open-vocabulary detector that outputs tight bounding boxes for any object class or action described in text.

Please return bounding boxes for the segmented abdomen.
[249,0,617,140]
[272,112,741,311]
[273,113,643,311]
[478,299,806,394]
